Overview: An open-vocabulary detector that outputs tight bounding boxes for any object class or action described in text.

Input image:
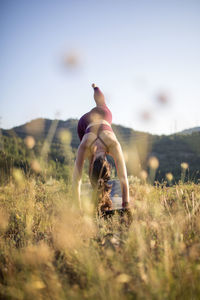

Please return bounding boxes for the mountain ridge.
[1,117,155,149]
[177,127,200,135]
[1,117,199,138]
[1,118,200,182]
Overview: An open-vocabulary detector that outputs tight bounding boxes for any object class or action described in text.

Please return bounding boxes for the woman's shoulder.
[99,130,119,148]
[79,132,98,149]
[80,131,117,151]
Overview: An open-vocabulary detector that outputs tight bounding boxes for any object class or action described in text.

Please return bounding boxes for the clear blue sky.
[1,0,200,134]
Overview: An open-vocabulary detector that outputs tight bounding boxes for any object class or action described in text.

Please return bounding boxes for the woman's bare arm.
[109,140,130,207]
[72,141,87,210]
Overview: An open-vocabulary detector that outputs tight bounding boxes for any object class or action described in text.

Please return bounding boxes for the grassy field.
[0,174,200,300]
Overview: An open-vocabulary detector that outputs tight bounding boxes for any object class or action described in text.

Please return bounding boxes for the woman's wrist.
[122,201,129,208]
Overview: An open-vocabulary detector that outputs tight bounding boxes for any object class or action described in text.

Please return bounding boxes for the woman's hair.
[90,156,112,214]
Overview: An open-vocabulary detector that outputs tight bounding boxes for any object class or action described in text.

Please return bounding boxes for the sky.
[1,0,200,135]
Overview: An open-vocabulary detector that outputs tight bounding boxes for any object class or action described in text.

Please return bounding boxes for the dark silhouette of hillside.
[177,127,200,135]
[1,118,200,182]
[1,118,154,149]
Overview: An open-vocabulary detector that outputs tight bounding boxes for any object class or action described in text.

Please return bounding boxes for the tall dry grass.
[0,175,200,299]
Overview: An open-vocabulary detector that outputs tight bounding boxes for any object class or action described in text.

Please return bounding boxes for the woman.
[73,84,129,214]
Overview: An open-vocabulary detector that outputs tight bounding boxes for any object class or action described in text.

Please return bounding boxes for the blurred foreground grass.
[0,176,200,300]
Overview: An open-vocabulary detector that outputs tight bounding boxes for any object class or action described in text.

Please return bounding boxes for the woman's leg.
[92,84,106,106]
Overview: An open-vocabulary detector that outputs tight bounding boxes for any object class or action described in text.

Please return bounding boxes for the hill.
[1,118,200,183]
[178,127,200,135]
[1,118,153,149]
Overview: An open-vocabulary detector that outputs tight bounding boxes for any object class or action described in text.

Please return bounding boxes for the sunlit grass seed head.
[24,275,46,294]
[26,278,46,290]
[129,175,141,185]
[148,156,159,169]
[181,162,189,170]
[181,162,189,182]
[13,168,25,186]
[31,160,42,173]
[24,136,35,149]
[150,239,156,249]
[140,170,148,181]
[166,172,173,182]
[0,209,9,231]
[116,273,131,283]
[58,129,72,144]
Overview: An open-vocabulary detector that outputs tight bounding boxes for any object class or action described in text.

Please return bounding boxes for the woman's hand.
[122,201,129,209]
[120,207,133,226]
